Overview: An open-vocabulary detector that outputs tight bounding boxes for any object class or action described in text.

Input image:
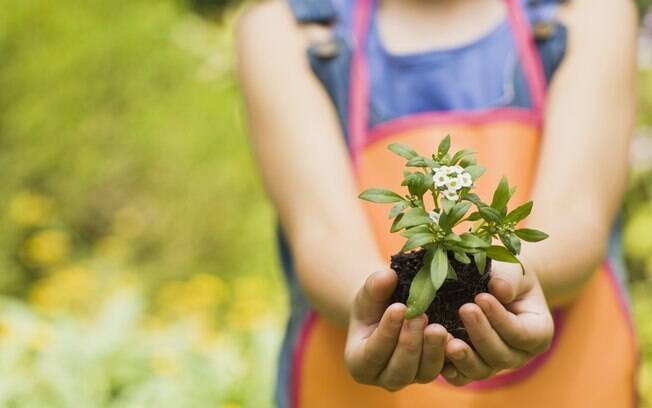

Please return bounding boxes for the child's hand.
[344,269,448,391]
[441,262,554,386]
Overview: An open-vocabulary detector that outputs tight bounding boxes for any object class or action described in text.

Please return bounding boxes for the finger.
[441,363,471,387]
[476,293,553,354]
[489,262,527,304]
[446,338,494,380]
[346,303,405,383]
[377,315,427,391]
[352,269,399,324]
[459,301,528,370]
[415,323,447,383]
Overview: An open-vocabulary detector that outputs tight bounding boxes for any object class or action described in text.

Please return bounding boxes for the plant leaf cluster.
[359,136,549,319]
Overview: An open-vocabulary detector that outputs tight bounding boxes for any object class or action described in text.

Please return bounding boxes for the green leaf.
[405,250,436,319]
[454,251,471,264]
[463,193,484,206]
[446,263,458,280]
[491,177,511,211]
[444,233,461,243]
[441,198,455,214]
[474,251,487,275]
[359,188,403,203]
[400,225,430,238]
[479,206,502,223]
[460,233,490,249]
[451,148,476,165]
[401,233,436,252]
[390,213,404,233]
[431,246,449,291]
[460,155,477,167]
[388,201,408,219]
[486,245,520,264]
[406,157,438,168]
[505,201,533,224]
[514,228,549,242]
[388,143,418,160]
[464,165,486,180]
[499,232,522,255]
[440,201,471,229]
[403,172,432,197]
[395,207,431,230]
[466,212,482,221]
[438,135,451,157]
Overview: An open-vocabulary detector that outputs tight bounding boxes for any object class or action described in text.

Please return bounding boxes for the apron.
[288,0,638,406]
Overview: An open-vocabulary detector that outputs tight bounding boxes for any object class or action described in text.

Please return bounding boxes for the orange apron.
[289,0,638,406]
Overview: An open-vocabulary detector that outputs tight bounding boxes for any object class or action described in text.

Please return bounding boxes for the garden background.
[1,0,652,406]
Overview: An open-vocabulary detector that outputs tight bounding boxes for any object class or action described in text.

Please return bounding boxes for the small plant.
[359,136,548,322]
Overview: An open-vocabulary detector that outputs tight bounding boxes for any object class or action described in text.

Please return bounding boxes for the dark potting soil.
[390,249,491,345]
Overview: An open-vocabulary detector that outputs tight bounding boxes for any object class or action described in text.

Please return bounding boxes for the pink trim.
[348,0,373,167]
[290,311,317,408]
[365,108,539,150]
[505,0,547,114]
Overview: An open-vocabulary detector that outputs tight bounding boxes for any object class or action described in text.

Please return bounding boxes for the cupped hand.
[344,269,449,391]
[441,261,554,386]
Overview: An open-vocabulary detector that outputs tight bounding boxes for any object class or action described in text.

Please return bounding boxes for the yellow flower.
[0,322,10,339]
[227,277,270,330]
[155,273,226,320]
[8,191,54,226]
[24,229,69,267]
[29,264,96,313]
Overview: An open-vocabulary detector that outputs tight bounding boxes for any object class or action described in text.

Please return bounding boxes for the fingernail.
[451,349,466,360]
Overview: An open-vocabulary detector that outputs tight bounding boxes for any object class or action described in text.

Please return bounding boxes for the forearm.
[520,202,611,307]
[526,0,637,307]
[288,220,386,326]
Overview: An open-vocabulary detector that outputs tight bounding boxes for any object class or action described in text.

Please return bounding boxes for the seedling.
[359,136,548,336]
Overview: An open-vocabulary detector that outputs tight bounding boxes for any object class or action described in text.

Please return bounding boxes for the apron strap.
[505,0,548,116]
[287,0,337,24]
[348,0,374,166]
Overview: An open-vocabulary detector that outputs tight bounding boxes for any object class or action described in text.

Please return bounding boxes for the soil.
[390,249,491,345]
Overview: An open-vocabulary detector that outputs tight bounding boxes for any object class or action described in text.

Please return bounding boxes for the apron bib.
[289,0,638,406]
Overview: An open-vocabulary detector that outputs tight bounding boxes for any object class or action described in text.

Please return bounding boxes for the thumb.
[352,269,398,324]
[489,262,526,304]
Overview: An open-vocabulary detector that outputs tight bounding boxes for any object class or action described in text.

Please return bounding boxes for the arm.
[237,1,449,389]
[524,0,638,307]
[236,2,384,326]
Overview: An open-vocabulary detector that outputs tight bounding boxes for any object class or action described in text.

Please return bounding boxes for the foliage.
[359,137,547,318]
[0,0,284,406]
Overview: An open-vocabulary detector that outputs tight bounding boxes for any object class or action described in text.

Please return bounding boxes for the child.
[237,0,638,406]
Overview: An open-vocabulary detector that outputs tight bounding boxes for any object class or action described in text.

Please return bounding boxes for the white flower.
[448,165,464,175]
[445,177,462,191]
[443,189,459,201]
[459,172,473,188]
[438,166,450,174]
[432,170,449,188]
[429,211,440,224]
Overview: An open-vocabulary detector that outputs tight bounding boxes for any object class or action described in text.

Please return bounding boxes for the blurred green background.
[0,0,651,406]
